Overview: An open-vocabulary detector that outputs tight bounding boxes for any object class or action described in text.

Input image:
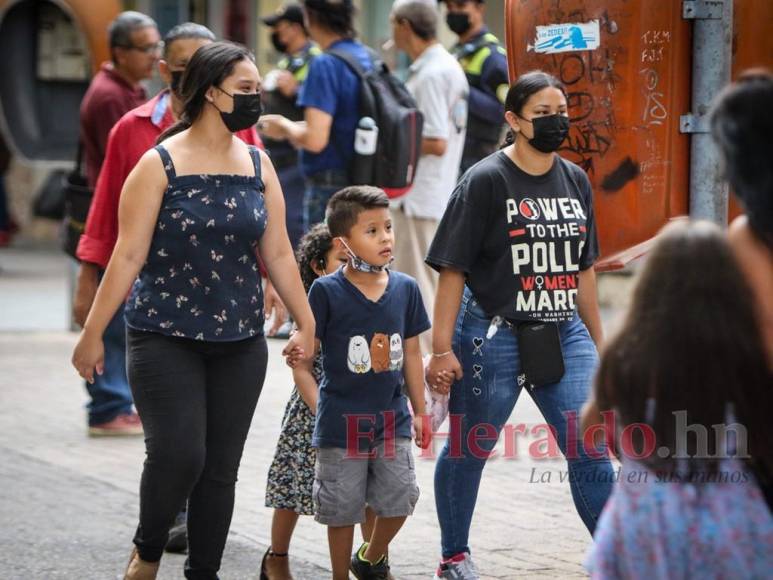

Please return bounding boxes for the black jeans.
[127,329,267,579]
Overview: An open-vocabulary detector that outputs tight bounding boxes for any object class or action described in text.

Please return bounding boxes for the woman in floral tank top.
[72,42,315,579]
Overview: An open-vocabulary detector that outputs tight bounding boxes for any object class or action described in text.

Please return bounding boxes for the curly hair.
[296,222,334,292]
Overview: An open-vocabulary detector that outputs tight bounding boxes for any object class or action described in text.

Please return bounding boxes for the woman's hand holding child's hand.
[426,351,462,395]
[282,327,314,368]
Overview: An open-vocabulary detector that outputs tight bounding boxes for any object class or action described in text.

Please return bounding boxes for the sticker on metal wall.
[529,21,601,54]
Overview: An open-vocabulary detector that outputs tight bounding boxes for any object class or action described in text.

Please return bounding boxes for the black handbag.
[512,321,566,387]
[33,170,67,220]
[60,142,93,259]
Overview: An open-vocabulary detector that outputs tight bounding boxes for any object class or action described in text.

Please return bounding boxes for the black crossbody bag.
[510,320,565,387]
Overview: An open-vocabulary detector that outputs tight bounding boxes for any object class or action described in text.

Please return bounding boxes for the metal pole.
[680,0,733,224]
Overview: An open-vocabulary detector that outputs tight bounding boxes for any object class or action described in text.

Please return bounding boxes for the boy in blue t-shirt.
[288,186,431,579]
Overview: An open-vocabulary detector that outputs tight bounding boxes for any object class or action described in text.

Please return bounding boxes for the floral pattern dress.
[586,458,773,579]
[125,144,267,341]
[265,354,323,515]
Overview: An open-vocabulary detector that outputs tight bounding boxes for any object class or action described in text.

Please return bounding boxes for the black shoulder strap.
[248,146,265,191]
[327,46,382,78]
[74,140,85,176]
[154,144,177,181]
[324,46,380,169]
[327,47,365,78]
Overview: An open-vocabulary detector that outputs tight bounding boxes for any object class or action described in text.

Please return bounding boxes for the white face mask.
[339,238,393,273]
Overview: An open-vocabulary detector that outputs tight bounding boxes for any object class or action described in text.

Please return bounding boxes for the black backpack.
[328,47,423,198]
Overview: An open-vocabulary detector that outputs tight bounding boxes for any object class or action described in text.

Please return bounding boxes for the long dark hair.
[296,223,334,292]
[595,220,773,478]
[710,69,773,249]
[157,41,255,143]
[501,71,567,148]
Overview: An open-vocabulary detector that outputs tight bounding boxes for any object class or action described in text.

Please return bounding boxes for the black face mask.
[214,88,263,133]
[521,114,570,153]
[170,70,184,98]
[271,32,289,54]
[446,12,472,35]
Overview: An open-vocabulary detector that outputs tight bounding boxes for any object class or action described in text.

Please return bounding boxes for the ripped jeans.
[434,288,614,558]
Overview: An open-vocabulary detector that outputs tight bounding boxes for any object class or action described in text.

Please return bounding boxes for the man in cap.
[442,0,509,173]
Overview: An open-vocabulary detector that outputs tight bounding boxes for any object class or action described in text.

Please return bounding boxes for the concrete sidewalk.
[0,247,607,579]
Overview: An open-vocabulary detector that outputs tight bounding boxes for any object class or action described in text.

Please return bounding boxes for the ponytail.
[500,128,515,149]
[156,117,192,144]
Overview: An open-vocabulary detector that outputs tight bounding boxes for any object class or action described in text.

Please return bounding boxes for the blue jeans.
[0,175,9,230]
[85,306,133,425]
[434,288,614,558]
[276,163,306,251]
[303,175,347,231]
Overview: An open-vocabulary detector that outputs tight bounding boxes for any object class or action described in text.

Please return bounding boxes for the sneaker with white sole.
[433,552,480,580]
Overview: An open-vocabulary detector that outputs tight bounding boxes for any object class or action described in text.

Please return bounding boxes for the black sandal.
[260,548,289,580]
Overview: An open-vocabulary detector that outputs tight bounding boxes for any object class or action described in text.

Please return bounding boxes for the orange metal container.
[0,0,120,160]
[727,0,773,220]
[505,0,693,263]
[0,0,120,73]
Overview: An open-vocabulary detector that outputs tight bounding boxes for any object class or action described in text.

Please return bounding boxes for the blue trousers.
[303,183,342,232]
[434,288,614,557]
[85,306,133,425]
[276,163,306,251]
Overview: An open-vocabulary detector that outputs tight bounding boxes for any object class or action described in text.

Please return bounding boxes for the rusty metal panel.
[728,0,773,221]
[505,0,692,261]
[732,0,773,75]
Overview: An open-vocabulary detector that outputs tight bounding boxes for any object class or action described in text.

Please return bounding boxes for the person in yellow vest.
[442,0,509,173]
[261,3,322,251]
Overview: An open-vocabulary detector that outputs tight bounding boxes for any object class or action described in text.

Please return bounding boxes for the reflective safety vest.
[453,32,509,106]
[277,43,322,86]
[452,31,509,160]
[263,43,321,165]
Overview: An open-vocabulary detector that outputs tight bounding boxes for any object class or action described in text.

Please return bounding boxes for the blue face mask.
[339,239,393,273]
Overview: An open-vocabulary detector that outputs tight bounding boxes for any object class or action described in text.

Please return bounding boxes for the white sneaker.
[433,552,480,580]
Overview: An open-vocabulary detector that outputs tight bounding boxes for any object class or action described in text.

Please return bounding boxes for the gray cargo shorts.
[313,438,420,526]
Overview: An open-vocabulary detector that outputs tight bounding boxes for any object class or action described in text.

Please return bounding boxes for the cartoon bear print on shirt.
[347,335,371,374]
[389,334,403,371]
[370,333,390,373]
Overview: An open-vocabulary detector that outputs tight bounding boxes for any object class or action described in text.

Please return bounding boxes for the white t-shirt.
[395,43,468,221]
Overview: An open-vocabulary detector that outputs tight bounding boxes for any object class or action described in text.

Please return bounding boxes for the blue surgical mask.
[339,239,393,273]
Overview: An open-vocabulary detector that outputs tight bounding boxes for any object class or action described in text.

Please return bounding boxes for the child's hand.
[413,414,431,449]
[282,327,314,368]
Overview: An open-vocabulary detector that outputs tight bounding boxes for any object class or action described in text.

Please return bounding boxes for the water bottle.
[354,116,378,156]
[352,117,378,184]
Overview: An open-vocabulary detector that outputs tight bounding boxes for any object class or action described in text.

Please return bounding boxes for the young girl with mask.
[262,222,347,579]
[425,70,614,579]
[583,220,773,578]
[71,41,315,580]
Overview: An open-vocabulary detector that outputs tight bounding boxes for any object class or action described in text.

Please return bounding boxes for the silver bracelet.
[432,350,453,358]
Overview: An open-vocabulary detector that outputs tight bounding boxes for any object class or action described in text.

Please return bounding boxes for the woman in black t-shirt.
[425,71,614,576]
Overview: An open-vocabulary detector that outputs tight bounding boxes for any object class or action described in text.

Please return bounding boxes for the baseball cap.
[261,3,305,27]
[303,0,354,10]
